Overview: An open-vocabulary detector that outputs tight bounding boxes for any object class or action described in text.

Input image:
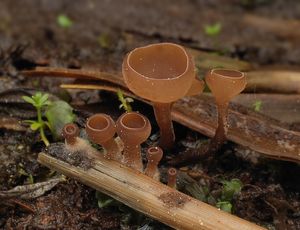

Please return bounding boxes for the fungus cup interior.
[117,112,151,145]
[205,69,246,103]
[63,123,79,137]
[123,43,195,103]
[147,146,163,162]
[86,114,116,144]
[62,123,79,145]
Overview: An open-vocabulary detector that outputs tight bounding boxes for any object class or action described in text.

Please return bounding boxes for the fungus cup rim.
[210,68,244,80]
[118,112,148,131]
[86,114,113,132]
[63,123,78,136]
[126,42,190,81]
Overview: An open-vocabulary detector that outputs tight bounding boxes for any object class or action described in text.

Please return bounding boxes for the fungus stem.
[123,145,142,171]
[153,102,175,150]
[210,102,229,152]
[167,168,177,189]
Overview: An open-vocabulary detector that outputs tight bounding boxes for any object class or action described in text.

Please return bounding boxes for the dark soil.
[0,1,300,229]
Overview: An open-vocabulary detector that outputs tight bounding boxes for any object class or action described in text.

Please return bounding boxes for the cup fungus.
[116,112,151,172]
[144,146,163,180]
[122,43,204,150]
[85,113,121,161]
[205,69,246,153]
[167,167,177,189]
[62,123,80,146]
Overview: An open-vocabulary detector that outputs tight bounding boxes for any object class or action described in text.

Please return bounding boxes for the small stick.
[38,151,265,230]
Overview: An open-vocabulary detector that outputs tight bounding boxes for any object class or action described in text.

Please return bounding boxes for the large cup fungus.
[205,69,246,153]
[122,43,204,150]
[85,113,121,161]
[116,112,151,171]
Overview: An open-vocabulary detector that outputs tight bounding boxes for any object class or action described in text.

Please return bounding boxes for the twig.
[38,150,265,230]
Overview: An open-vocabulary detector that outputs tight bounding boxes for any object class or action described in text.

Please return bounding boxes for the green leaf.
[204,23,222,36]
[23,120,36,124]
[39,93,50,106]
[221,178,243,201]
[22,96,36,106]
[216,201,232,213]
[57,14,73,28]
[95,191,118,208]
[45,100,76,140]
[253,100,263,112]
[30,122,42,131]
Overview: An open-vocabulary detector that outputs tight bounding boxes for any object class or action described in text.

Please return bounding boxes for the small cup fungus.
[116,112,151,171]
[205,69,246,153]
[167,167,178,189]
[144,146,163,180]
[62,123,80,146]
[85,113,121,161]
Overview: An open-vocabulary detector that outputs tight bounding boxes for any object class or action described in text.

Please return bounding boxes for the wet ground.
[0,0,300,229]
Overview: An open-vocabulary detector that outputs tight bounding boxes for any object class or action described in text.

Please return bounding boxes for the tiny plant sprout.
[62,123,80,146]
[205,69,246,153]
[144,146,163,180]
[167,167,178,189]
[204,22,222,37]
[123,43,203,150]
[57,14,73,28]
[116,112,151,172]
[86,114,121,161]
[253,100,262,112]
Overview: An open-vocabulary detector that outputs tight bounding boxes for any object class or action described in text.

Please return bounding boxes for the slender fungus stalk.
[62,123,80,146]
[116,112,151,172]
[205,69,246,153]
[167,167,177,189]
[85,114,121,161]
[144,146,163,180]
[122,43,203,150]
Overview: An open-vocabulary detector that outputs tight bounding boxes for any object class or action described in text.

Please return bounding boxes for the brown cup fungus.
[144,146,163,180]
[85,114,120,161]
[62,123,80,146]
[122,43,204,150]
[116,112,151,172]
[205,69,246,153]
[167,167,178,189]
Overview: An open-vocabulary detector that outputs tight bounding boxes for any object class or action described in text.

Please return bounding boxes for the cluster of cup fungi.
[62,42,246,189]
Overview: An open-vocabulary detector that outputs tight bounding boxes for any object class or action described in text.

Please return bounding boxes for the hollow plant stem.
[153,102,175,150]
[123,144,143,172]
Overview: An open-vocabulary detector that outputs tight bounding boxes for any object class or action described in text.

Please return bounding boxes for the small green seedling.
[23,92,51,146]
[204,23,222,36]
[23,92,76,146]
[57,14,73,28]
[253,100,262,112]
[117,89,134,112]
[98,33,111,49]
[217,178,243,213]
